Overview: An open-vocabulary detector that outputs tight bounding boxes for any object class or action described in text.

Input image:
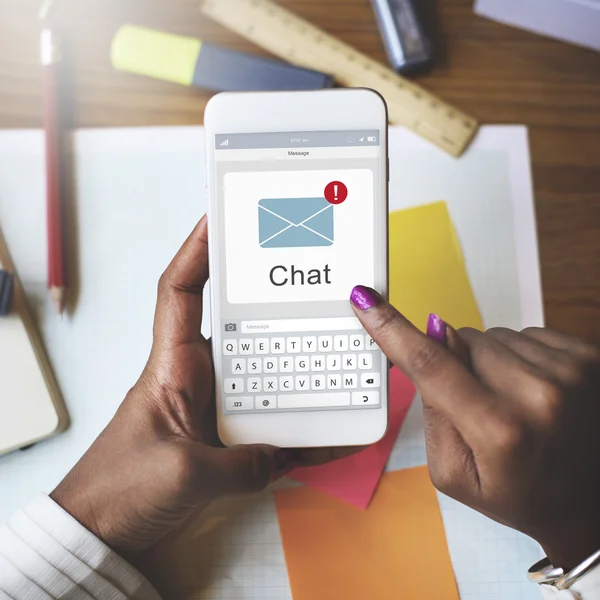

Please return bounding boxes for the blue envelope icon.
[258,197,334,248]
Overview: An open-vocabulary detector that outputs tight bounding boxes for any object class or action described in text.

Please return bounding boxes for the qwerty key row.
[223,333,379,356]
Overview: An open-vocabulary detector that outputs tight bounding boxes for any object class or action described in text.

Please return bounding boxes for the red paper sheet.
[289,368,416,509]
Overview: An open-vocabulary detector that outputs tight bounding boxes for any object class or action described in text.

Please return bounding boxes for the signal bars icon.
[220,139,230,147]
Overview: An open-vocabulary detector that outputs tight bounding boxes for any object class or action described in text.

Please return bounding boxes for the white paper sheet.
[475,0,600,52]
[0,125,544,599]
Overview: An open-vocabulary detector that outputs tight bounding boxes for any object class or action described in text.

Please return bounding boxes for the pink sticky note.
[289,368,416,510]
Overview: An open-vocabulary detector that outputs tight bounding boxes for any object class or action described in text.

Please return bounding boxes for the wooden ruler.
[200,0,479,157]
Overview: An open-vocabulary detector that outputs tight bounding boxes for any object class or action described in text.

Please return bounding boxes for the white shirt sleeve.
[0,495,161,600]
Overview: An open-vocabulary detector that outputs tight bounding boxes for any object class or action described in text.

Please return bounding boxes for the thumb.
[153,216,209,349]
[195,444,284,498]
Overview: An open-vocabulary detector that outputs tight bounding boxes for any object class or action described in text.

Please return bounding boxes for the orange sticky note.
[275,467,459,600]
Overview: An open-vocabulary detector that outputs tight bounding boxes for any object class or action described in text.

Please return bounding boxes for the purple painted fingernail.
[427,313,447,345]
[350,285,382,311]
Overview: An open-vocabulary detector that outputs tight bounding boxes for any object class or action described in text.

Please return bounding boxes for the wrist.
[50,472,114,550]
[540,526,600,572]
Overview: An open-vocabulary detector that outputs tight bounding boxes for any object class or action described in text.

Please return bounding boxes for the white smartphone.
[205,89,389,448]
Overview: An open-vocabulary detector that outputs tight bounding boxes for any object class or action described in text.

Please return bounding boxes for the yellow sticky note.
[275,467,459,600]
[111,25,201,86]
[390,201,483,331]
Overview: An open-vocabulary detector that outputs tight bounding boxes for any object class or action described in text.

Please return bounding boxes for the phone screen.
[213,130,387,414]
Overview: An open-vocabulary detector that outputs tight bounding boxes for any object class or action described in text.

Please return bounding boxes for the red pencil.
[41,23,66,315]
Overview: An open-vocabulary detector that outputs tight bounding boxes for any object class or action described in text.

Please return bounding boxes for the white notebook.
[0,227,68,456]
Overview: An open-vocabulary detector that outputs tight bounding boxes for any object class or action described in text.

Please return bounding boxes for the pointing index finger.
[350,286,495,447]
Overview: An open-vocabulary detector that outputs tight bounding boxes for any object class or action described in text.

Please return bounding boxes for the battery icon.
[367,136,377,142]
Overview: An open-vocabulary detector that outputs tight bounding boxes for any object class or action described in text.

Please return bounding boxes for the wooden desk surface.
[1,0,599,341]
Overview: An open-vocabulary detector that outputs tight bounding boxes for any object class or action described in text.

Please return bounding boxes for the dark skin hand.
[351,286,600,571]
[51,217,600,576]
[51,217,358,558]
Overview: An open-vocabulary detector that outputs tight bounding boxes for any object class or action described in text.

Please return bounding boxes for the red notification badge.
[324,181,348,205]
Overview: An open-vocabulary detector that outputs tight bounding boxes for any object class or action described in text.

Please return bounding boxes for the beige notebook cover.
[0,225,68,456]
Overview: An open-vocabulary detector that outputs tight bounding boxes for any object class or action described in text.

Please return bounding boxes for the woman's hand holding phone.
[350,285,600,571]
[51,218,358,559]
[50,218,600,576]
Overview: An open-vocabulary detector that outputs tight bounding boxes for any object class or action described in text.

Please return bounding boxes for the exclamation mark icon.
[324,181,348,205]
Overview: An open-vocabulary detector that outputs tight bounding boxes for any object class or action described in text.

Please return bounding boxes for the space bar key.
[277,393,351,409]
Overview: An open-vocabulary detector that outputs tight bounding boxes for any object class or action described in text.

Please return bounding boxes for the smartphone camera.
[224,323,237,332]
